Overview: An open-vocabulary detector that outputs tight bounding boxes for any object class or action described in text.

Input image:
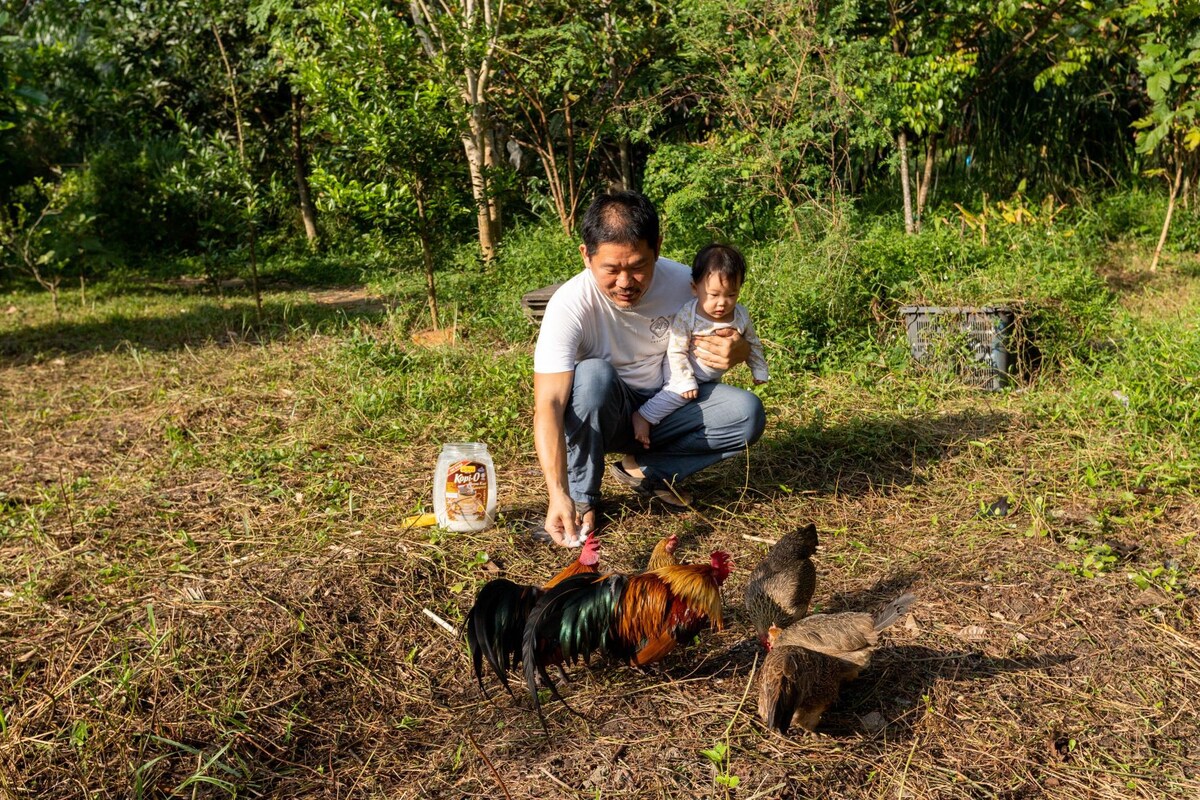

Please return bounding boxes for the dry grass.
[1,276,1198,799]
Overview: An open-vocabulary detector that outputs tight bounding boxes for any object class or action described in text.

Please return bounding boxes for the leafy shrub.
[643,143,783,255]
[857,214,1114,371]
[434,224,580,341]
[85,137,197,260]
[739,234,877,371]
[1086,190,1163,242]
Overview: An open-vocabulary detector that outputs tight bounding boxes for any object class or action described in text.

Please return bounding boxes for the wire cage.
[900,306,1016,391]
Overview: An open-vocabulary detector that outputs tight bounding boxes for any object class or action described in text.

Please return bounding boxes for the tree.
[299,0,465,328]
[886,4,978,232]
[0,174,98,314]
[250,0,321,248]
[1035,0,1200,270]
[645,0,876,244]
[409,0,507,260]
[499,1,654,234]
[1124,0,1200,271]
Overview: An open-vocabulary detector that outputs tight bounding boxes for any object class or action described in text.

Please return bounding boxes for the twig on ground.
[422,608,456,635]
[467,730,513,800]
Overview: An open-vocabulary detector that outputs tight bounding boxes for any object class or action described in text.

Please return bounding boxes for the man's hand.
[543,491,578,547]
[632,410,651,448]
[693,327,750,372]
[534,370,578,546]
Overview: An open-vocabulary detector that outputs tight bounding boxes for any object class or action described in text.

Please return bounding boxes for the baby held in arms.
[632,243,769,447]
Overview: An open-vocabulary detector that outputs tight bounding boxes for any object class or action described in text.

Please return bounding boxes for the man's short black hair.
[581,190,660,256]
[692,243,747,286]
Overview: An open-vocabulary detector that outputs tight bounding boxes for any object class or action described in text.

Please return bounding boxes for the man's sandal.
[608,461,692,509]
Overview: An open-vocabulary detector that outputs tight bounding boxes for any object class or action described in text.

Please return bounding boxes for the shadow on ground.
[823,645,1078,738]
[0,293,389,364]
[697,409,1013,501]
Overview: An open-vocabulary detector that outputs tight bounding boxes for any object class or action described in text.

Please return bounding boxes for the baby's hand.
[754,379,767,386]
[681,389,698,400]
[632,411,652,448]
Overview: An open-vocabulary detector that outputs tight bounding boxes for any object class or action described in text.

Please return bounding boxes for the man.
[533,190,766,546]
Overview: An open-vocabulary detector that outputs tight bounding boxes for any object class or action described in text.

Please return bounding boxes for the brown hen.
[758,593,915,734]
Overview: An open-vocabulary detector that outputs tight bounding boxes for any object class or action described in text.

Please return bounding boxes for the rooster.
[745,523,819,644]
[758,593,916,734]
[645,533,680,571]
[465,533,601,697]
[522,550,733,726]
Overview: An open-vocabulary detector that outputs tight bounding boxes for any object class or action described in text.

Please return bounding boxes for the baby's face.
[693,273,741,320]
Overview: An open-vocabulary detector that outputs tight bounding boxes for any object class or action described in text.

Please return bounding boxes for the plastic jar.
[433,442,497,532]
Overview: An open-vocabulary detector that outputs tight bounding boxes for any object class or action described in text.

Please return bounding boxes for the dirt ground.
[1,282,1198,799]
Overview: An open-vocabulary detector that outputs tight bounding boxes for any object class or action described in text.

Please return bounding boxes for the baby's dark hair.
[691,243,747,286]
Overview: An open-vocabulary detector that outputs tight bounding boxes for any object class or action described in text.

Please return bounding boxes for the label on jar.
[444,460,488,523]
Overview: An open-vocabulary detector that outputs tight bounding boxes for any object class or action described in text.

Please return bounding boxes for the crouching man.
[533,190,766,546]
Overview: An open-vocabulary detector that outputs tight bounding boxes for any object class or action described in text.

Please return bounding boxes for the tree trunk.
[1150,158,1184,273]
[898,130,914,234]
[483,124,502,241]
[248,219,262,319]
[619,135,634,191]
[915,134,937,233]
[463,108,497,261]
[212,22,262,322]
[415,185,440,330]
[291,91,319,248]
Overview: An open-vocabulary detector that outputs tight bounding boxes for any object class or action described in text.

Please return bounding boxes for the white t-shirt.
[533,257,693,391]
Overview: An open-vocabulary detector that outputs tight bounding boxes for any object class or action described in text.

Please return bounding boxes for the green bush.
[86,137,197,260]
[739,234,876,371]
[855,216,1114,371]
[643,143,785,255]
[436,212,1118,378]
[435,223,580,341]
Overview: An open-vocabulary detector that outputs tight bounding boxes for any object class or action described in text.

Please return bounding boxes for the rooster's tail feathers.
[466,578,540,697]
[872,592,917,632]
[522,573,621,725]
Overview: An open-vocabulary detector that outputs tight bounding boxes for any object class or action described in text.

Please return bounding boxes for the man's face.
[580,239,660,309]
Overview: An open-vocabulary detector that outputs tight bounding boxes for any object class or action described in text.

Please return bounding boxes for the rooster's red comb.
[579,531,601,565]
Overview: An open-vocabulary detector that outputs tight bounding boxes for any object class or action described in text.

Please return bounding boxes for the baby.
[633,243,769,447]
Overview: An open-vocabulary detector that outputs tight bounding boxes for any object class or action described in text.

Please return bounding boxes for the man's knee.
[570,358,618,416]
[741,394,767,446]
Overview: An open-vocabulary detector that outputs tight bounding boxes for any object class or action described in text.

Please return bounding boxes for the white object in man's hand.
[542,493,577,547]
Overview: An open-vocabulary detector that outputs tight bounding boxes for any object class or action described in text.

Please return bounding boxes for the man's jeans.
[565,358,766,507]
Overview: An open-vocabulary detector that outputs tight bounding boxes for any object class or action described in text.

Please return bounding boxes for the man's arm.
[534,370,576,546]
[692,328,751,371]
